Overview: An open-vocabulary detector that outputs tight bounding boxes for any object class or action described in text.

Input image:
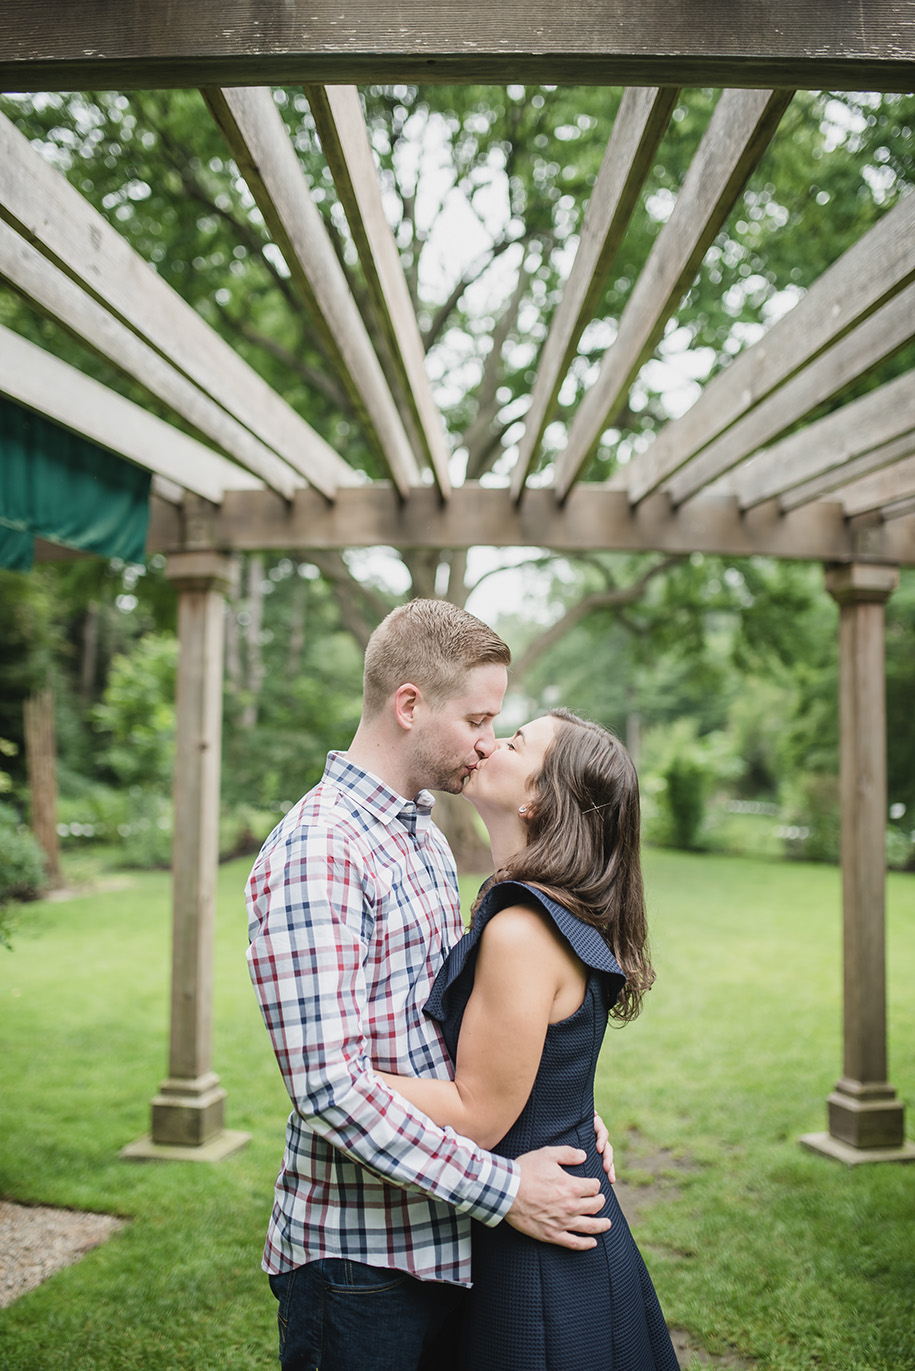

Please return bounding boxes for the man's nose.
[476,726,497,758]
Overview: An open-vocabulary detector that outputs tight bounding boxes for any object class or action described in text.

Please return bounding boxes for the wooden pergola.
[1,3,914,1165]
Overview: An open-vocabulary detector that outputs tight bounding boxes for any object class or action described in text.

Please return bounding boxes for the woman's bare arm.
[377,904,584,1149]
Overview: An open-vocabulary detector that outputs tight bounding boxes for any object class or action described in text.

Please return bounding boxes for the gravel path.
[0,1200,126,1308]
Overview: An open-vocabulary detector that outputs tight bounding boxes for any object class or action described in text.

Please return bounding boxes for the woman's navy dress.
[425,880,679,1371]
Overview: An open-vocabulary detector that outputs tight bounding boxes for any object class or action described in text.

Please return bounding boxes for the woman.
[377,708,679,1370]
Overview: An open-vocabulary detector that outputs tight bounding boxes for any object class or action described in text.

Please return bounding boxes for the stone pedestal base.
[800,1076,914,1165]
[121,1129,250,1163]
[150,1072,227,1147]
[799,1133,915,1166]
[827,1078,906,1149]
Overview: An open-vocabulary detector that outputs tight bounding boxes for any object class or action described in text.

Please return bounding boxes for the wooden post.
[802,563,915,1165]
[124,547,248,1161]
[23,686,61,887]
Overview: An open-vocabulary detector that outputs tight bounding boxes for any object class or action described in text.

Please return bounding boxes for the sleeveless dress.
[424,880,680,1371]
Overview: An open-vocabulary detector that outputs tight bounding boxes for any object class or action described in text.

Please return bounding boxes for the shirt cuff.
[463,1153,521,1228]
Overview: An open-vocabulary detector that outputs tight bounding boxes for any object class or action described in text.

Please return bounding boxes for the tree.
[2,86,913,842]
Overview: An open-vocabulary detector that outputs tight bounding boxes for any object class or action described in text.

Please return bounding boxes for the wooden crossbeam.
[144,480,915,566]
[305,85,451,497]
[509,86,678,499]
[724,370,915,510]
[665,284,915,505]
[0,222,303,501]
[0,325,262,504]
[204,86,421,498]
[835,452,915,519]
[782,432,915,513]
[553,88,792,501]
[626,192,915,504]
[1,2,914,90]
[0,110,350,501]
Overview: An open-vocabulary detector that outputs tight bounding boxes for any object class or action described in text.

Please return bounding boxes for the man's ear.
[392,682,423,731]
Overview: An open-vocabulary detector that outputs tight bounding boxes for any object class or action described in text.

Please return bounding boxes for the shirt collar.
[325,751,436,834]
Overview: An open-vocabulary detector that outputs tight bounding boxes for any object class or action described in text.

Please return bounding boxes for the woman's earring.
[518,805,528,816]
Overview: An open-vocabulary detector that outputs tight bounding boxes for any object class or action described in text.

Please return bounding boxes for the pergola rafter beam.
[203,85,421,498]
[871,495,915,523]
[724,370,915,511]
[510,85,679,499]
[781,431,915,513]
[553,88,793,502]
[1,2,914,90]
[626,191,915,505]
[0,220,304,502]
[304,84,452,498]
[0,109,349,500]
[834,453,915,519]
[666,283,915,505]
[0,324,263,504]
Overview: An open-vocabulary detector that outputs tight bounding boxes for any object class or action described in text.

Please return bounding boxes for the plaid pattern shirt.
[246,751,520,1286]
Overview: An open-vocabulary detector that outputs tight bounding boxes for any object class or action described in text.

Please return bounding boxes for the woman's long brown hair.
[487,707,655,1023]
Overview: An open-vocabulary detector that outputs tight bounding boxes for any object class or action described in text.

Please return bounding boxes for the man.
[247,599,611,1370]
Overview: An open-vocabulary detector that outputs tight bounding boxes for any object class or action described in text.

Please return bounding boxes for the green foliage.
[91,634,178,790]
[780,772,841,864]
[0,800,47,910]
[886,823,915,873]
[0,735,17,794]
[640,718,741,852]
[663,755,708,851]
[221,563,364,808]
[114,790,173,870]
[1,86,914,874]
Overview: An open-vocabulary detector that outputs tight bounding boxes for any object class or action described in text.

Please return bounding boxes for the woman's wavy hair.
[492,707,654,1023]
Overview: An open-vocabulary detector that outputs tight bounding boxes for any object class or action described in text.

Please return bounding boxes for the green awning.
[0,396,151,570]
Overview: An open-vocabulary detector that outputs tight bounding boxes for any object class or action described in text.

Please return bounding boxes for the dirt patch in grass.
[0,1199,126,1308]
[613,1140,757,1371]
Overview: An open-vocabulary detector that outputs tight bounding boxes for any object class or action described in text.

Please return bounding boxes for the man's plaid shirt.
[246,751,520,1286]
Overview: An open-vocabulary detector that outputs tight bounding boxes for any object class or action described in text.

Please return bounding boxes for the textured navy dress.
[425,880,680,1371]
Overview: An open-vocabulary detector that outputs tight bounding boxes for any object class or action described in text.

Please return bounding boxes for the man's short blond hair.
[362,599,511,719]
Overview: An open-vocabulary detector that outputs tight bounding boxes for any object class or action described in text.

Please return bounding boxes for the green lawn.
[1,850,913,1370]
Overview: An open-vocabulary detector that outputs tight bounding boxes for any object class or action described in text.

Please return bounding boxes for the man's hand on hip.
[505,1147,611,1250]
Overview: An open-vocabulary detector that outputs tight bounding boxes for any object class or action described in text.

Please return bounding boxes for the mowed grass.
[0,850,912,1370]
[591,851,915,1371]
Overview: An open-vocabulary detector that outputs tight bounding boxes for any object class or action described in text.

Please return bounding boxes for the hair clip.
[582,799,615,815]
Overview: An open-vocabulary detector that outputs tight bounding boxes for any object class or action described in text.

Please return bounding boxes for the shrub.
[886,822,914,872]
[0,800,47,907]
[641,718,741,852]
[662,755,707,850]
[779,772,840,863]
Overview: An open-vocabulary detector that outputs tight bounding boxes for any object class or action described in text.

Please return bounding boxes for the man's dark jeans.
[269,1258,466,1370]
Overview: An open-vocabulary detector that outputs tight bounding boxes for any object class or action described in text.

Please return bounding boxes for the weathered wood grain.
[144,481,915,565]
[305,84,451,496]
[0,324,260,504]
[204,86,421,496]
[665,284,915,504]
[725,370,915,509]
[0,109,350,498]
[510,86,678,498]
[554,89,792,500]
[626,192,915,504]
[0,221,301,500]
[2,2,914,89]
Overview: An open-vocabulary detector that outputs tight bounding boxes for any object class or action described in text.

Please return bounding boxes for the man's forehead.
[450,662,508,713]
